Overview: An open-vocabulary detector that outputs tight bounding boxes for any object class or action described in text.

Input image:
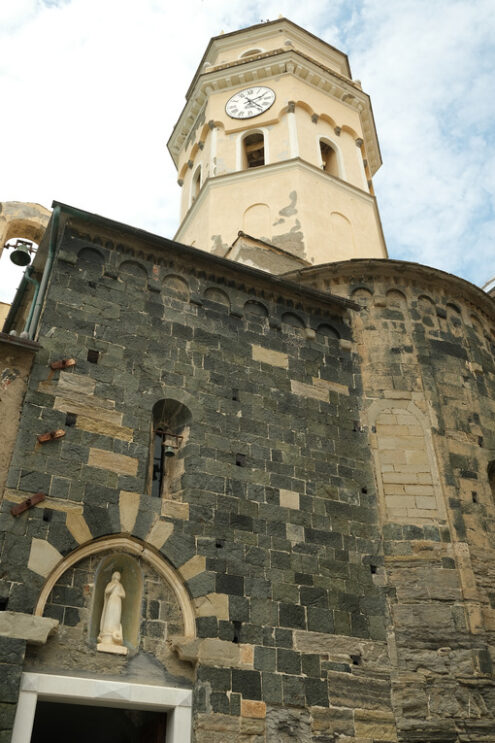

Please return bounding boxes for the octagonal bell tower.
[168,18,387,270]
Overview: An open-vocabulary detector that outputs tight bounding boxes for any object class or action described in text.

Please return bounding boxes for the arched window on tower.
[243,132,265,169]
[191,166,201,203]
[320,139,339,177]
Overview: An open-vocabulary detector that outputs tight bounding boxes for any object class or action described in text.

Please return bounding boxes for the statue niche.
[91,553,142,655]
[97,571,127,655]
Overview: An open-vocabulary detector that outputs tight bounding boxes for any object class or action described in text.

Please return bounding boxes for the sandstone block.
[291,379,328,402]
[0,612,58,645]
[252,345,288,368]
[119,490,140,533]
[28,538,63,577]
[241,700,266,718]
[66,511,92,544]
[280,489,299,509]
[88,448,138,476]
[76,415,133,441]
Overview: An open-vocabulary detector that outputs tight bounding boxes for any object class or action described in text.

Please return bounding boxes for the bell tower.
[168,18,387,269]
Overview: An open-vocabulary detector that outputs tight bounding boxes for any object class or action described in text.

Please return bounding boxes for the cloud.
[0,0,494,301]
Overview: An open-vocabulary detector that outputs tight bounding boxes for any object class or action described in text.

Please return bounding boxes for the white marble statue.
[97,571,128,655]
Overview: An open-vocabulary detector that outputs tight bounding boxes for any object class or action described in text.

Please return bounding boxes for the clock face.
[225,86,276,119]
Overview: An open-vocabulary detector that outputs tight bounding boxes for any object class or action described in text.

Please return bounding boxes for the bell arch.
[34,535,196,638]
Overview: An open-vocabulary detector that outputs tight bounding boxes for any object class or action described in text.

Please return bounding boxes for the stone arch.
[0,201,51,259]
[316,323,340,340]
[244,299,268,319]
[282,311,305,331]
[119,259,148,285]
[76,247,105,278]
[368,399,445,524]
[351,287,373,304]
[243,203,271,239]
[203,286,230,309]
[446,302,463,337]
[386,289,407,308]
[163,274,190,300]
[34,535,196,637]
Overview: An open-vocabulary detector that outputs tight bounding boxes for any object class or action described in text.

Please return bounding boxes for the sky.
[1,0,494,301]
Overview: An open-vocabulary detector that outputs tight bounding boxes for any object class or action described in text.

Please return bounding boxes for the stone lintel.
[0,611,58,645]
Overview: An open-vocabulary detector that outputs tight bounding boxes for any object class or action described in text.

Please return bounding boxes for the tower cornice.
[167,47,381,175]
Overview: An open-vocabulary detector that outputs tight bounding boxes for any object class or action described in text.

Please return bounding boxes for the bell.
[164,445,175,457]
[9,244,32,266]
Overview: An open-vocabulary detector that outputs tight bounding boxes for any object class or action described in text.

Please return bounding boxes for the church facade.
[1,19,495,743]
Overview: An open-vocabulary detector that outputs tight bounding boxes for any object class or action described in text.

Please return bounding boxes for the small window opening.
[370,564,377,574]
[87,349,99,363]
[361,486,368,494]
[320,140,339,177]
[236,453,247,467]
[488,461,495,503]
[65,412,77,427]
[192,167,201,203]
[149,399,191,498]
[472,491,478,504]
[42,509,53,523]
[351,654,361,666]
[216,539,225,549]
[232,620,242,643]
[243,132,265,169]
[232,388,239,401]
[0,597,8,611]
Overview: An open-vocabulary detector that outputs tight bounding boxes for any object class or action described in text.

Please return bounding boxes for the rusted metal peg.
[11,492,46,517]
[37,429,66,444]
[50,358,76,370]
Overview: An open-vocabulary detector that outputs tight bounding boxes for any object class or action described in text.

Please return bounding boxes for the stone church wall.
[292,261,495,741]
[0,218,395,741]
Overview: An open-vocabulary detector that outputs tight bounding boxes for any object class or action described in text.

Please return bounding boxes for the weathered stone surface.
[251,345,288,368]
[88,448,138,476]
[0,612,58,644]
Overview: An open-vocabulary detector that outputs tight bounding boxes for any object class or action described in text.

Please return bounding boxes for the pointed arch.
[34,535,196,637]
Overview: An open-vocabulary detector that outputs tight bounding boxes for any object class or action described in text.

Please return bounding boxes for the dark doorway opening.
[31,701,167,743]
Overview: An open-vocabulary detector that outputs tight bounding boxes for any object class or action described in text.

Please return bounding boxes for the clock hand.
[244,97,263,109]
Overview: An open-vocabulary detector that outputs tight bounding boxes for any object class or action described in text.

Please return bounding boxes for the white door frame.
[11,672,192,743]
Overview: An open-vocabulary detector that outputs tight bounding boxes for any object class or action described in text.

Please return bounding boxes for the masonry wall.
[0,222,393,741]
[295,263,495,742]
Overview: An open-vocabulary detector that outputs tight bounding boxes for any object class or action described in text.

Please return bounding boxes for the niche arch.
[34,535,196,638]
[119,260,148,285]
[367,399,445,525]
[316,323,340,340]
[203,287,230,309]
[243,203,271,238]
[244,299,268,319]
[163,274,190,300]
[89,552,143,649]
[329,212,354,259]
